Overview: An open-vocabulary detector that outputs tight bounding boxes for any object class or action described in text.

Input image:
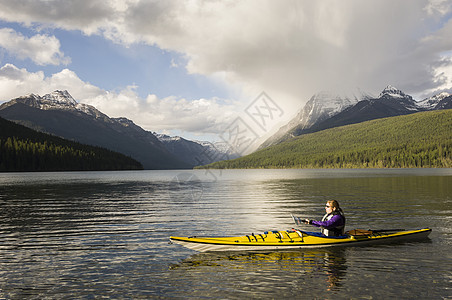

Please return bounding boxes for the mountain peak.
[417,91,451,109]
[6,90,108,120]
[379,85,410,99]
[42,90,77,106]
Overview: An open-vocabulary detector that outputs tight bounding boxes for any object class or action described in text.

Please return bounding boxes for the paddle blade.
[292,214,304,225]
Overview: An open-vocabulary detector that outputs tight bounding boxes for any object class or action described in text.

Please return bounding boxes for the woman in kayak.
[303,200,346,237]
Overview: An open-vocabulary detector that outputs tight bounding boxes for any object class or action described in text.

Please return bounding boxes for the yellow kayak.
[170,228,431,252]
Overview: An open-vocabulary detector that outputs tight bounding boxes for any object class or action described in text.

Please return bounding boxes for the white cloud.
[0,0,452,133]
[0,63,239,136]
[0,0,117,35]
[1,1,451,103]
[0,64,100,100]
[0,28,70,65]
[0,64,46,98]
[83,86,240,135]
[424,0,452,15]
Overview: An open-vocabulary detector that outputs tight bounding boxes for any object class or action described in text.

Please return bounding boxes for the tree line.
[0,117,143,172]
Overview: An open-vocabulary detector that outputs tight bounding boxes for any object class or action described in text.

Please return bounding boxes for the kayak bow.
[170,228,431,252]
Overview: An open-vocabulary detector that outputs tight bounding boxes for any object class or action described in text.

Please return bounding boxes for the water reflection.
[0,181,161,251]
[169,248,348,292]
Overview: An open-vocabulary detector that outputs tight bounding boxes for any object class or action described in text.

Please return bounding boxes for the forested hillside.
[0,117,143,171]
[199,110,452,169]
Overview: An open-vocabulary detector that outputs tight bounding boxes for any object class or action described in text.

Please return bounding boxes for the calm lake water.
[0,169,451,299]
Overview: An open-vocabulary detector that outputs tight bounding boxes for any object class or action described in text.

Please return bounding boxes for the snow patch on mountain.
[378,85,409,99]
[194,140,236,157]
[306,89,373,120]
[154,132,183,143]
[154,132,232,155]
[42,90,77,105]
[113,117,137,127]
[154,132,238,166]
[417,92,450,109]
[376,85,419,111]
[258,89,374,149]
[15,90,111,120]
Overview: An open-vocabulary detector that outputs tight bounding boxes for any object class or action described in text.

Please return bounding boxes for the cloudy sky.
[0,0,451,141]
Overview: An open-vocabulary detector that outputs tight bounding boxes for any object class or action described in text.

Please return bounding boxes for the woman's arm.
[311,214,344,229]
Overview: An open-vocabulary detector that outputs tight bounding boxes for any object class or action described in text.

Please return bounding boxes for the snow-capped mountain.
[259,89,374,148]
[0,90,190,169]
[0,90,111,122]
[378,85,410,99]
[154,133,184,143]
[417,92,451,110]
[258,85,452,150]
[376,85,418,111]
[304,85,419,133]
[14,90,111,120]
[435,94,452,109]
[374,85,452,111]
[154,133,238,167]
[195,140,236,157]
[42,90,78,106]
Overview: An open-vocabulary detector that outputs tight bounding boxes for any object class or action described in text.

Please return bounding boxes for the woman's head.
[325,200,341,212]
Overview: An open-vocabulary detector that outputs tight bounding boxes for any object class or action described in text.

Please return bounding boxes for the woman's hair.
[327,200,342,212]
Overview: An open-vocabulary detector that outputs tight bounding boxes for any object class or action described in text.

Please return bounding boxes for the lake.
[0,169,451,298]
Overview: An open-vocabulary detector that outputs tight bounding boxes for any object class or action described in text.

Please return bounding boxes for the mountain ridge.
[0,90,190,169]
[260,85,451,148]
